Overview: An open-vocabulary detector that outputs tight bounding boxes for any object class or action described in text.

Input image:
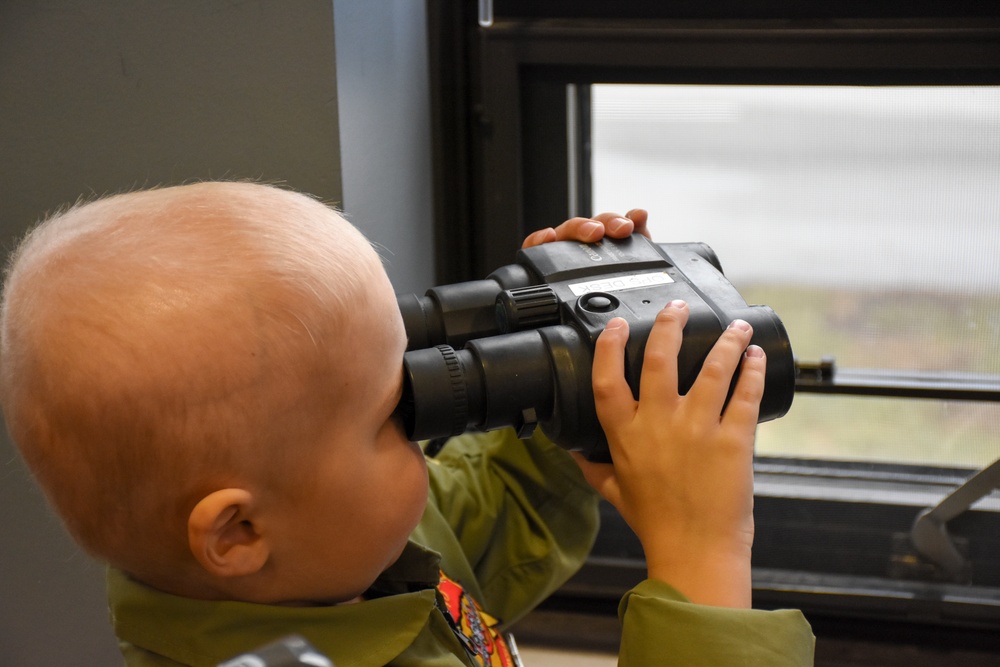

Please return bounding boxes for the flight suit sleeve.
[424,429,600,627]
[618,579,815,666]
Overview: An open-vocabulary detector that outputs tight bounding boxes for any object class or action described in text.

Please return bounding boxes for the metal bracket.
[909,458,1000,581]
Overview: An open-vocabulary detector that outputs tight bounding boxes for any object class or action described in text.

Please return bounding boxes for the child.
[0,182,813,665]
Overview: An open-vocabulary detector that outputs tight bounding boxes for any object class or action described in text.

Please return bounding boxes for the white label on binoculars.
[569,271,674,296]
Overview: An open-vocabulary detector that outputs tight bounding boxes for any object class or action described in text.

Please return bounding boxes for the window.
[592,83,1000,467]
[427,1,1000,656]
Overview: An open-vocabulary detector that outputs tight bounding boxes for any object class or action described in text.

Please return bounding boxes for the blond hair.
[0,181,384,574]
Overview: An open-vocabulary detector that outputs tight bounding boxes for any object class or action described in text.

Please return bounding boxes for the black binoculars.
[396,234,794,461]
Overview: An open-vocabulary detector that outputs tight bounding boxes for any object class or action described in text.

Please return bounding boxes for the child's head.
[0,181,428,604]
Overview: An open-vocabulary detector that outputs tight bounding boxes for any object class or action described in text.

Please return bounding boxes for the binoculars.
[396,234,794,461]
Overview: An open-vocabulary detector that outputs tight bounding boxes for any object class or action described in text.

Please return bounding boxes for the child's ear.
[187,488,270,578]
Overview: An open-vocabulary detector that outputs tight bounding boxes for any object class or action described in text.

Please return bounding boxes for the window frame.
[426,0,1000,647]
[432,6,999,279]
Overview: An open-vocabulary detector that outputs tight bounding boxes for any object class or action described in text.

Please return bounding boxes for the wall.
[333,0,435,294]
[0,1,433,664]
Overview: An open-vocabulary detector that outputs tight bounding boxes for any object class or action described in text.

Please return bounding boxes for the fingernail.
[746,345,764,358]
[608,217,632,233]
[581,221,603,236]
[668,299,687,309]
[605,317,627,330]
[729,319,751,332]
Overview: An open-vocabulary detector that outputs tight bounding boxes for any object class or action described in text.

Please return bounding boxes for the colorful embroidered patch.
[437,570,517,667]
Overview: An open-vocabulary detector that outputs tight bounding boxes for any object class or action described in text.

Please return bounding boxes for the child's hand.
[573,300,765,609]
[521,209,650,248]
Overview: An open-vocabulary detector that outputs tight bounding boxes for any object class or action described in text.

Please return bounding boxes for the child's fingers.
[522,209,646,248]
[636,300,689,406]
[592,318,636,438]
[588,211,635,238]
[722,346,766,429]
[624,208,651,239]
[685,319,755,419]
[523,219,605,248]
[521,227,558,248]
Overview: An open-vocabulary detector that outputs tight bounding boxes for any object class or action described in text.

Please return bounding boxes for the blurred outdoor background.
[592,85,1000,467]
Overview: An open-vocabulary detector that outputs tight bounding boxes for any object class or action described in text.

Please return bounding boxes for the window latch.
[909,457,1000,581]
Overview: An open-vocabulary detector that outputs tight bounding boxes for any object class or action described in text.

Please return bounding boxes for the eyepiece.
[400,330,558,442]
[397,293,439,351]
[399,345,479,440]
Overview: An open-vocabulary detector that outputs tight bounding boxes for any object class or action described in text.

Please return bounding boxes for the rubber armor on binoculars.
[396,234,794,462]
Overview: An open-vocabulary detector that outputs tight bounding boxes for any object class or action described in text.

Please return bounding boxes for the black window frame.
[427,0,1000,656]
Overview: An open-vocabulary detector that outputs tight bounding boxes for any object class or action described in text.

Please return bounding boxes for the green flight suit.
[107,429,814,666]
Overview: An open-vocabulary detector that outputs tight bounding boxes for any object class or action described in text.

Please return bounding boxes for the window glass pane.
[591,84,1000,467]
